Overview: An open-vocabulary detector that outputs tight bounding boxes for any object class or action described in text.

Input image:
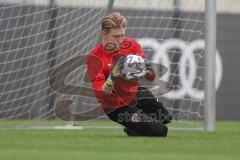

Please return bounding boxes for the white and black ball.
[121,54,147,81]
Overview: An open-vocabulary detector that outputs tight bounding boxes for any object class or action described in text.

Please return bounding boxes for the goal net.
[0,0,220,130]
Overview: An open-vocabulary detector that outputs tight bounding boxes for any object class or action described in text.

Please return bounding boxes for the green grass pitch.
[0,120,239,160]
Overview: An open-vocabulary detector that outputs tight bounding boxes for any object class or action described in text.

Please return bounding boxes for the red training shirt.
[87,37,145,108]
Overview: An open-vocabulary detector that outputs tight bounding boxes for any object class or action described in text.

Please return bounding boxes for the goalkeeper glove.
[144,59,156,81]
[106,57,125,86]
[144,59,153,73]
[127,71,147,81]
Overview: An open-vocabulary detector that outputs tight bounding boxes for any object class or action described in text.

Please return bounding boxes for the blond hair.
[101,12,127,33]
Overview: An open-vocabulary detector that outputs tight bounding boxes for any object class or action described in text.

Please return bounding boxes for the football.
[121,54,147,81]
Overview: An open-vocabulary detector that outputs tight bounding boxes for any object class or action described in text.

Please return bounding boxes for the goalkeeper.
[87,12,172,137]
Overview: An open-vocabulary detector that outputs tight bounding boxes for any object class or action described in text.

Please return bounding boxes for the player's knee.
[149,124,168,137]
[157,124,168,137]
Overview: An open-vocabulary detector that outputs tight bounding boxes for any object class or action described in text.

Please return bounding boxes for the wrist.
[106,74,116,87]
[102,82,113,95]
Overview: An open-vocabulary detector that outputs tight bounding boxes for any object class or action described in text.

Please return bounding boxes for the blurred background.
[0,0,239,124]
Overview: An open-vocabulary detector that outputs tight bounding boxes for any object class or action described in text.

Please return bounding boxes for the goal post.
[204,0,216,132]
[0,0,218,131]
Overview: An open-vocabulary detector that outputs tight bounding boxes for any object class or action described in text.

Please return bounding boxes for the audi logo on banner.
[137,38,223,100]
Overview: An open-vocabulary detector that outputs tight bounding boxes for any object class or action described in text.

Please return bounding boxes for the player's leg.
[104,107,143,136]
[124,121,168,137]
[103,106,168,137]
[137,87,172,124]
[138,98,172,124]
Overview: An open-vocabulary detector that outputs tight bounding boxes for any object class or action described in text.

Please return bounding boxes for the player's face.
[102,27,125,50]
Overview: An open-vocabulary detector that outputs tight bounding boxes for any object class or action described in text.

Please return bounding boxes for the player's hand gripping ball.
[121,54,147,81]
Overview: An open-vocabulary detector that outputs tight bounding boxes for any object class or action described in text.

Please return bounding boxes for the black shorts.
[104,87,172,137]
